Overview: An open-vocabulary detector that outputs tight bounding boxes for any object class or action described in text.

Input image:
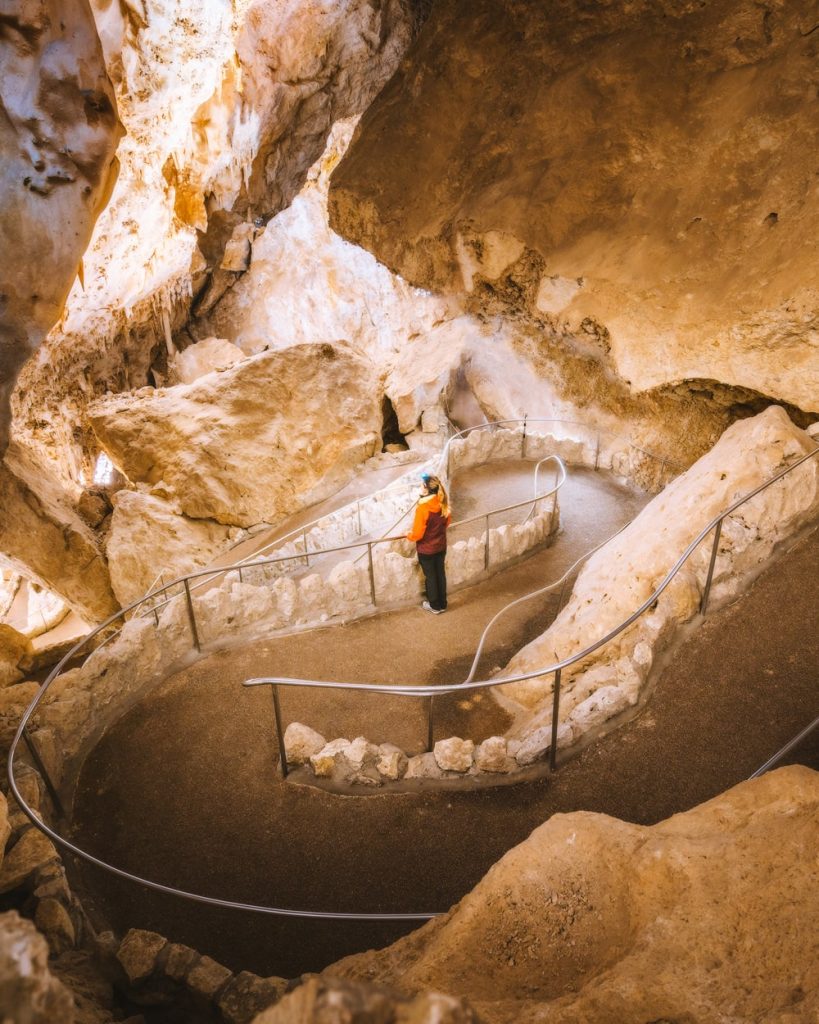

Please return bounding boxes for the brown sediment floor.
[69,470,818,980]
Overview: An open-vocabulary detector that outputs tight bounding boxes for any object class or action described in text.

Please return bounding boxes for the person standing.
[406,473,451,614]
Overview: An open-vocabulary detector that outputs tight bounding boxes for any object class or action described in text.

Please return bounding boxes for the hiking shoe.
[422,601,445,615]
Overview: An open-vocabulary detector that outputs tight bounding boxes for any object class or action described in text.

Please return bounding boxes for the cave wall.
[329,0,819,415]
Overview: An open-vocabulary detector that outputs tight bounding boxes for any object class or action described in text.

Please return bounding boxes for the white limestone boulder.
[106,491,234,607]
[498,409,819,745]
[284,723,326,766]
[377,743,408,780]
[88,342,382,528]
[433,737,475,773]
[329,767,819,1022]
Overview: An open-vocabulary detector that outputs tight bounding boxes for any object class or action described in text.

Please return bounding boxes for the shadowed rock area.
[330,0,819,413]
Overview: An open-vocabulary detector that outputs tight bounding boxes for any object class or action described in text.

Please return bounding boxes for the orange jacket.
[406,493,451,547]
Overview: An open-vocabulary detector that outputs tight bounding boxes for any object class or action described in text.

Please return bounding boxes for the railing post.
[594,432,600,471]
[271,685,288,779]
[238,565,243,583]
[484,513,491,570]
[427,694,434,752]
[356,501,362,536]
[153,606,160,627]
[521,413,527,458]
[367,542,377,605]
[549,667,562,772]
[183,579,200,651]
[550,492,558,535]
[700,519,723,615]
[302,529,309,567]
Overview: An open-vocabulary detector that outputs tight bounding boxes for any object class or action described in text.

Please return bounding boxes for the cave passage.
[68,471,819,980]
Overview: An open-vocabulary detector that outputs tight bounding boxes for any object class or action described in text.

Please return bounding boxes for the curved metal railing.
[245,442,819,777]
[10,419,796,923]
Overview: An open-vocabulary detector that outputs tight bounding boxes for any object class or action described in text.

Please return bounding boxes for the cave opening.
[380,394,407,451]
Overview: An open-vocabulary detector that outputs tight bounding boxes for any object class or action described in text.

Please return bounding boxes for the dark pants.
[418,551,447,610]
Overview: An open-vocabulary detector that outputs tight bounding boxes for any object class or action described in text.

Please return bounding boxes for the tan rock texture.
[0,910,74,1023]
[12,0,419,493]
[89,342,381,527]
[0,451,116,621]
[105,490,233,607]
[499,407,819,730]
[328,766,819,1024]
[0,0,121,450]
[329,0,819,415]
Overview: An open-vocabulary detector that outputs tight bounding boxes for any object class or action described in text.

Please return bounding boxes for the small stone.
[283,723,326,766]
[0,910,74,1022]
[433,737,475,773]
[377,743,408,780]
[397,990,480,1022]
[513,723,573,766]
[340,736,382,786]
[404,752,445,780]
[475,736,514,774]
[217,970,289,1024]
[310,739,351,777]
[117,929,168,984]
[185,955,233,1001]
[0,830,58,894]
[162,942,198,982]
[33,897,75,955]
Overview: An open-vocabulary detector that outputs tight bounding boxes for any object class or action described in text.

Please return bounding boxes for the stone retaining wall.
[29,431,562,795]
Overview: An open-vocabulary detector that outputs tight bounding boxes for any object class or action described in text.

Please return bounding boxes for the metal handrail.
[245,443,819,775]
[138,416,676,618]
[3,418,727,922]
[748,715,819,779]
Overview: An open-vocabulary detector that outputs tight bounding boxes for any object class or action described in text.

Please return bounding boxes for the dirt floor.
[68,474,818,981]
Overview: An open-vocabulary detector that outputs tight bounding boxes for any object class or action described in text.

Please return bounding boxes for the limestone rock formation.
[499,407,819,735]
[0,0,121,450]
[89,341,382,527]
[328,766,819,1023]
[0,625,31,688]
[0,452,116,622]
[12,0,420,493]
[105,490,234,607]
[170,336,245,385]
[329,0,819,415]
[0,911,74,1023]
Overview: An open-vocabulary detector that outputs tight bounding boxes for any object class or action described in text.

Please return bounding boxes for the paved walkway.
[69,476,818,982]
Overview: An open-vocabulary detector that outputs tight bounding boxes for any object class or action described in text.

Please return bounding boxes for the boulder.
[330,767,819,1023]
[0,830,58,895]
[284,724,327,766]
[339,737,382,787]
[172,337,245,385]
[89,342,382,528]
[329,0,819,416]
[254,977,479,1024]
[404,753,445,781]
[0,624,31,688]
[116,929,168,985]
[105,491,234,607]
[217,970,288,1024]
[499,409,819,747]
[310,739,352,779]
[433,737,475,774]
[377,743,408,781]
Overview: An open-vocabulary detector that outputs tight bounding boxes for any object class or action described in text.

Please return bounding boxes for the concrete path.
[69,482,818,982]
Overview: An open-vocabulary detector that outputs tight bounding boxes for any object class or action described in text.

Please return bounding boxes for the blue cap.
[421,472,431,483]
